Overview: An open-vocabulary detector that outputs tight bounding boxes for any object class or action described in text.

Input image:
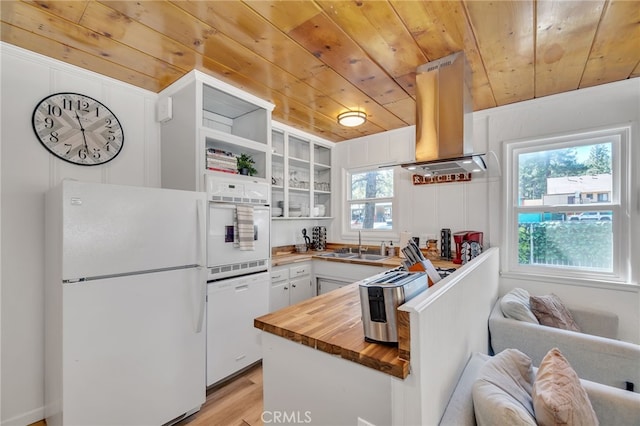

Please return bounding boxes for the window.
[346,168,394,231]
[505,125,630,283]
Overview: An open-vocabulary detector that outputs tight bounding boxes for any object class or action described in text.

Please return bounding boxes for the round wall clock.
[32,92,124,166]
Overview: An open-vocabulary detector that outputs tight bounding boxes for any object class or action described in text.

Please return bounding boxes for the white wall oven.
[205,175,270,280]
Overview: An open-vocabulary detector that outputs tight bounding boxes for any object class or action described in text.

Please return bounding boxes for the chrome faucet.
[358,230,365,257]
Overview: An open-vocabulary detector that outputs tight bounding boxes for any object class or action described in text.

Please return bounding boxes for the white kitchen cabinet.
[159,70,274,192]
[270,262,314,311]
[271,123,332,220]
[289,263,315,304]
[269,267,291,312]
[206,272,269,387]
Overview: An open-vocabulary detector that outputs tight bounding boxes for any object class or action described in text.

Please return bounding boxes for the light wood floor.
[30,363,264,426]
[177,362,264,426]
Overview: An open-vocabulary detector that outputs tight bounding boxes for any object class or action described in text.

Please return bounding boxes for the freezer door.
[59,181,206,280]
[61,268,205,425]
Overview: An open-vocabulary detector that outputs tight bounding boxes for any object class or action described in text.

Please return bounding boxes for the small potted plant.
[237,153,257,176]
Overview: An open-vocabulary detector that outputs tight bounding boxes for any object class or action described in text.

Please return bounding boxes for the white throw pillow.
[500,288,539,324]
[472,349,537,426]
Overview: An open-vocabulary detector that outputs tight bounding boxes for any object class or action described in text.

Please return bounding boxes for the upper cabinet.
[271,123,333,219]
[158,70,274,192]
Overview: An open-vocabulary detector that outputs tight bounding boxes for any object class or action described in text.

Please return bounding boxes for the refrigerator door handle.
[195,199,207,333]
[196,199,206,268]
[195,271,206,333]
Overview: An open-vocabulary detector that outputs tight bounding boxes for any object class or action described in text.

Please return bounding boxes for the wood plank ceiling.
[1,0,639,142]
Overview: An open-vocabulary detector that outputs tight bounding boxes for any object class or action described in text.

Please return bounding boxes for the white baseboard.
[1,406,44,426]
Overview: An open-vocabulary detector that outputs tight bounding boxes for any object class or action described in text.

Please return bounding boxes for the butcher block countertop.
[271,243,425,268]
[255,281,410,378]
[256,252,458,379]
[272,252,404,268]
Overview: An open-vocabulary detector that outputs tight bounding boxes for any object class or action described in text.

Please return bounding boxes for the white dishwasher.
[206,271,269,387]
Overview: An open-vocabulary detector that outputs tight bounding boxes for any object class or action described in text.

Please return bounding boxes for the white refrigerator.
[45,180,207,426]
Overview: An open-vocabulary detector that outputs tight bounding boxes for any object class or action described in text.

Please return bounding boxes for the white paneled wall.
[271,219,328,248]
[1,44,160,426]
[332,124,498,247]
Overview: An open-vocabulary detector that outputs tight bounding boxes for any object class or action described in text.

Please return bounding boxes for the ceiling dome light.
[337,110,366,127]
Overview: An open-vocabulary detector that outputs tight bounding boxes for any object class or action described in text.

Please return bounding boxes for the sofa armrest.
[569,306,618,339]
[439,353,491,426]
[581,377,640,424]
[489,301,640,392]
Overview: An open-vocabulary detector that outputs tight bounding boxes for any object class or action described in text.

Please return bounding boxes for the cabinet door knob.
[284,286,288,290]
[292,284,297,288]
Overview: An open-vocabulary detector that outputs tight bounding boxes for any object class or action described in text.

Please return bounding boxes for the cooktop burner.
[388,265,457,279]
[436,267,457,279]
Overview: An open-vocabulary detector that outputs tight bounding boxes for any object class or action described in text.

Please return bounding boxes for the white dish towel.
[235,205,255,251]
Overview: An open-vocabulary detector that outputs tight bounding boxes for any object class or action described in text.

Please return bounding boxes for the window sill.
[500,271,639,293]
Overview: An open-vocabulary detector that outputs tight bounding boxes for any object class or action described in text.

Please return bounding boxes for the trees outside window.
[347,168,394,231]
[505,125,630,282]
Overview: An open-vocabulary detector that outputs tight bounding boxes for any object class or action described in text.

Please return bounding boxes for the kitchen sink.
[316,252,358,259]
[355,254,388,261]
[315,252,389,262]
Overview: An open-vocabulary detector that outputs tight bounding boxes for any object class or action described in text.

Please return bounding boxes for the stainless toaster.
[359,270,428,344]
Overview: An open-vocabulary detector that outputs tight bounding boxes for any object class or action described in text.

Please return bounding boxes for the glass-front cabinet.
[271,125,332,220]
[313,144,332,218]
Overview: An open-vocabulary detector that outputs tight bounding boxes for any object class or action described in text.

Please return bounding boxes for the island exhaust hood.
[401,51,486,175]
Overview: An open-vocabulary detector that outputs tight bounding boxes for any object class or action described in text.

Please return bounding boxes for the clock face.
[32,92,124,166]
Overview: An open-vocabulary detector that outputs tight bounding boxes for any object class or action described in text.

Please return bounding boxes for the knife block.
[408,259,441,287]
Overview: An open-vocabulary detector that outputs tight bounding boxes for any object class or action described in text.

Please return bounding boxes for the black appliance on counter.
[312,226,326,251]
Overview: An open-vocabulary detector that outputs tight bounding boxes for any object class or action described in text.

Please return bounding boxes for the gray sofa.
[488,298,640,392]
[439,353,640,426]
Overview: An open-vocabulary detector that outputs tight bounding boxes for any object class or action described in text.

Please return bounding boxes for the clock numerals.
[47,104,63,117]
[60,97,95,115]
[32,92,124,166]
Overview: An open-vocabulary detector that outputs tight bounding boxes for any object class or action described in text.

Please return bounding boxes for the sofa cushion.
[532,348,599,426]
[530,294,581,332]
[472,349,537,426]
[500,288,539,324]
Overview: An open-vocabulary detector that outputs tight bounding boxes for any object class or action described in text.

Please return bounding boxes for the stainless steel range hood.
[401,51,486,175]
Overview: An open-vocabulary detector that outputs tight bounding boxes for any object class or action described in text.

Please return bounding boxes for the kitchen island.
[255,257,457,379]
[255,248,500,426]
[255,278,410,378]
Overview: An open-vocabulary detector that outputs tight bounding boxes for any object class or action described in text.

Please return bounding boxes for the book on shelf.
[206,166,239,174]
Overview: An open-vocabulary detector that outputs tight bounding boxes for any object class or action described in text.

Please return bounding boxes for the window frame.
[342,166,398,241]
[503,124,631,284]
